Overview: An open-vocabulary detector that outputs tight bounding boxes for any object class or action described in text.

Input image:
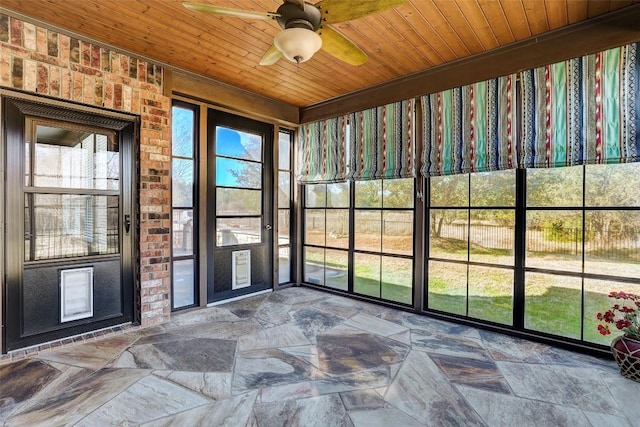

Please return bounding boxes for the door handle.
[264,224,272,230]
[124,214,131,234]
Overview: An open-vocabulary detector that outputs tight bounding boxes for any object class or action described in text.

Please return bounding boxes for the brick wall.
[0,14,172,327]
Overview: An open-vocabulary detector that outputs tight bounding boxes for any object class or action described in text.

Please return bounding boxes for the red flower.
[597,291,640,340]
[598,324,611,336]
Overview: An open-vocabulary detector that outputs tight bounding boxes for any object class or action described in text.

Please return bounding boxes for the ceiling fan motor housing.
[275,2,322,31]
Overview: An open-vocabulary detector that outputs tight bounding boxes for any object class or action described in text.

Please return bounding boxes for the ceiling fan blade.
[183,2,279,20]
[284,0,306,11]
[318,25,367,66]
[259,45,283,66]
[314,0,408,24]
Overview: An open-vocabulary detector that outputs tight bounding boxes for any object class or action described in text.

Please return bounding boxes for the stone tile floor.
[1,286,639,426]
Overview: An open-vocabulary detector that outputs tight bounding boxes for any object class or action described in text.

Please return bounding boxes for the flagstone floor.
[1,286,639,427]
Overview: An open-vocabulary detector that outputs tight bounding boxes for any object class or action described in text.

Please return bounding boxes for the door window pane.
[34,125,118,190]
[216,188,261,215]
[216,217,261,246]
[427,261,466,315]
[381,256,412,304]
[355,210,381,252]
[325,249,348,291]
[525,273,582,340]
[173,209,194,256]
[172,158,194,207]
[526,211,582,272]
[468,266,513,325]
[31,194,119,260]
[469,209,515,265]
[279,246,291,284]
[278,131,291,170]
[278,210,290,245]
[173,259,195,309]
[216,157,261,189]
[382,210,413,255]
[216,127,261,161]
[354,253,380,298]
[429,209,468,261]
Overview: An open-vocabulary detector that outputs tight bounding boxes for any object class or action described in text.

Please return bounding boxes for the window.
[427,170,516,325]
[278,130,294,284]
[171,102,198,309]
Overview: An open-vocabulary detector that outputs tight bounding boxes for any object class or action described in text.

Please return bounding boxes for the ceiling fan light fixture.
[274,28,322,64]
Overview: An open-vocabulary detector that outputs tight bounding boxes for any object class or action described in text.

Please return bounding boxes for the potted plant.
[597,291,640,382]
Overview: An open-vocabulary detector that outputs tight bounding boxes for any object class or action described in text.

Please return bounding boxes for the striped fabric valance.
[297,116,349,184]
[520,43,639,168]
[349,99,415,180]
[421,75,518,176]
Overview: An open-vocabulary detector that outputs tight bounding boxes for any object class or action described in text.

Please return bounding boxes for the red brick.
[10,17,23,46]
[37,63,48,94]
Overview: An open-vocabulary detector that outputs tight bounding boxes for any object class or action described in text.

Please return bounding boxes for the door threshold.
[207,288,273,307]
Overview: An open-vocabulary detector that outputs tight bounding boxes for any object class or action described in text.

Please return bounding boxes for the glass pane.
[383,179,414,208]
[427,260,466,315]
[304,209,325,246]
[278,210,290,245]
[429,209,468,261]
[382,210,413,255]
[278,246,291,284]
[325,249,348,291]
[586,163,640,207]
[354,253,380,298]
[526,166,583,207]
[469,209,515,265]
[304,246,324,285]
[24,195,31,261]
[216,188,261,215]
[172,158,194,208]
[585,210,640,278]
[216,127,261,161]
[25,141,30,186]
[31,194,119,260]
[584,279,639,345]
[430,174,468,207]
[468,266,513,325]
[34,125,119,190]
[525,273,581,340]
[327,182,350,208]
[278,171,290,209]
[278,131,291,170]
[216,217,261,246]
[173,259,195,309]
[216,157,261,189]
[381,256,412,304]
[526,210,582,272]
[355,210,381,252]
[172,106,194,158]
[326,209,349,249]
[355,180,382,208]
[173,209,194,256]
[470,170,516,206]
[305,184,326,208]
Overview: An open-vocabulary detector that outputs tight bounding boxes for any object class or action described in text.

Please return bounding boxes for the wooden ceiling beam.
[300,3,640,124]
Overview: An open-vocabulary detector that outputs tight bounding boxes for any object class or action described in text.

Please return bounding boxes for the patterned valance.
[421,75,517,176]
[520,43,639,167]
[297,116,349,184]
[349,99,415,180]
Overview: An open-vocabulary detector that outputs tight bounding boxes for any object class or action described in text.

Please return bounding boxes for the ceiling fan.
[183,0,408,66]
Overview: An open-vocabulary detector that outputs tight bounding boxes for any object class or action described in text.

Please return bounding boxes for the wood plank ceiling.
[2,0,638,109]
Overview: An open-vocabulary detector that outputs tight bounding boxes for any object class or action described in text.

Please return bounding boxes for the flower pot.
[611,335,640,382]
